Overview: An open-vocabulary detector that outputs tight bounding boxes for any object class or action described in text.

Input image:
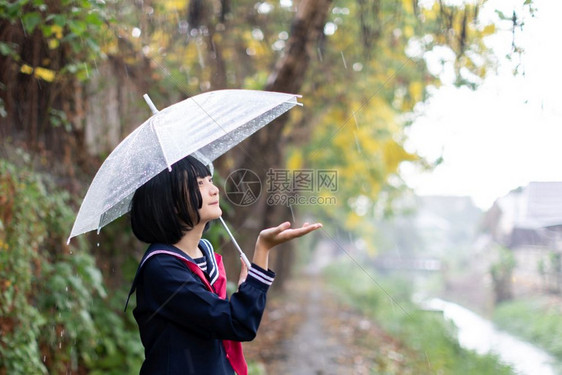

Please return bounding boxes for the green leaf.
[0,42,16,57]
[68,19,87,36]
[53,14,66,27]
[84,11,103,26]
[3,0,27,19]
[21,11,42,34]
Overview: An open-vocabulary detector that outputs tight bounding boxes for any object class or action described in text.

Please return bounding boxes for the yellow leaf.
[48,38,59,50]
[287,150,303,170]
[162,0,187,11]
[409,81,423,102]
[403,25,414,38]
[482,24,496,36]
[34,67,56,82]
[20,64,33,75]
[383,140,417,173]
[51,24,64,39]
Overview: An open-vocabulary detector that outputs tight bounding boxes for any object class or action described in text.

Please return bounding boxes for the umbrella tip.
[143,94,159,115]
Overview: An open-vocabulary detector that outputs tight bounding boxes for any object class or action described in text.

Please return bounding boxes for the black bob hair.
[130,155,212,244]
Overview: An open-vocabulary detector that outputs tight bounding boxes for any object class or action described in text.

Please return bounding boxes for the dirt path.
[244,273,410,374]
[273,276,353,374]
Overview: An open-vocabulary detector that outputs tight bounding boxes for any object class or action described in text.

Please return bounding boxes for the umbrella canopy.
[68,89,300,243]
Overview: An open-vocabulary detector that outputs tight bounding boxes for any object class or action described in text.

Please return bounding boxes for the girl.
[125,155,321,374]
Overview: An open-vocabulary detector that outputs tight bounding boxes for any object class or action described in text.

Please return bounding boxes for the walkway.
[244,275,410,374]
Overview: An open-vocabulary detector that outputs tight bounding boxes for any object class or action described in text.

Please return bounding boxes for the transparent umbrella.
[68,89,301,266]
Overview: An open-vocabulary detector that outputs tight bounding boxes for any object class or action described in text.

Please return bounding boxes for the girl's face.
[197,175,222,223]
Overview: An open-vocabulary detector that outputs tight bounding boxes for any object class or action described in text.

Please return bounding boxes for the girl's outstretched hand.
[257,221,322,250]
[253,222,322,270]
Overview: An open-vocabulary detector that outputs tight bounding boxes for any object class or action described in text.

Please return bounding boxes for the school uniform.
[125,240,275,375]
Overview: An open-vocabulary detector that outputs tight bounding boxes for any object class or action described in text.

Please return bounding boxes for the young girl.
[125,155,321,374]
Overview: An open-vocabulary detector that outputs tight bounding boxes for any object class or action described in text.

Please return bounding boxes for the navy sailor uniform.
[125,240,275,374]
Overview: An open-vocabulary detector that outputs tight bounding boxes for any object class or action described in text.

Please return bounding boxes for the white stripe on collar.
[199,239,219,285]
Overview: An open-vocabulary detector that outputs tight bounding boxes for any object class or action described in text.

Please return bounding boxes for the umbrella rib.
[189,95,299,150]
[188,95,300,170]
[152,119,173,172]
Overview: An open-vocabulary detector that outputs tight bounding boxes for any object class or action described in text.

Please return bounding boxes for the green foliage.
[0,0,110,81]
[490,245,516,303]
[494,297,562,365]
[247,361,267,375]
[323,261,515,374]
[0,157,142,374]
[490,246,516,279]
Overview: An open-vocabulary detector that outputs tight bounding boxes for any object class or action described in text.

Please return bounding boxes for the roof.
[524,182,562,228]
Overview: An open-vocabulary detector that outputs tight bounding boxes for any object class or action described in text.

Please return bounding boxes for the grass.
[323,260,515,375]
[493,296,562,371]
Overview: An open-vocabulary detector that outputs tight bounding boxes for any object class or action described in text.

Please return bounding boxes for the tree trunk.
[221,0,332,289]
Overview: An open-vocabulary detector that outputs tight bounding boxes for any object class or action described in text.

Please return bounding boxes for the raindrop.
[199,26,209,36]
[289,204,296,222]
[317,47,323,62]
[196,41,205,68]
[246,47,256,56]
[278,31,289,40]
[324,22,337,36]
[65,286,69,292]
[340,51,348,69]
[280,0,292,8]
[332,7,350,15]
[43,355,46,362]
[251,28,264,41]
[354,131,362,154]
[256,2,273,14]
[97,243,100,247]
[272,40,285,51]
[178,20,188,34]
[352,62,363,72]
[132,27,141,38]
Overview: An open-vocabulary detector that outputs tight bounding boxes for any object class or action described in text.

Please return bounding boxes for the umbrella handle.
[219,217,252,269]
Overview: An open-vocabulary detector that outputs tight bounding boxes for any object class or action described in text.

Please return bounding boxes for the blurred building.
[484,182,562,295]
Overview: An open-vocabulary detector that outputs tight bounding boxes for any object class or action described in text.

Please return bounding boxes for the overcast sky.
[401,0,562,210]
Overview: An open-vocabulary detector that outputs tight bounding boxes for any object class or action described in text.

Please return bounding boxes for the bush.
[0,158,143,374]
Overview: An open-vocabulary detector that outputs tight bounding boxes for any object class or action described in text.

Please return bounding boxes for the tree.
[490,245,516,303]
[220,0,500,282]
[0,0,109,178]
[228,0,333,286]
